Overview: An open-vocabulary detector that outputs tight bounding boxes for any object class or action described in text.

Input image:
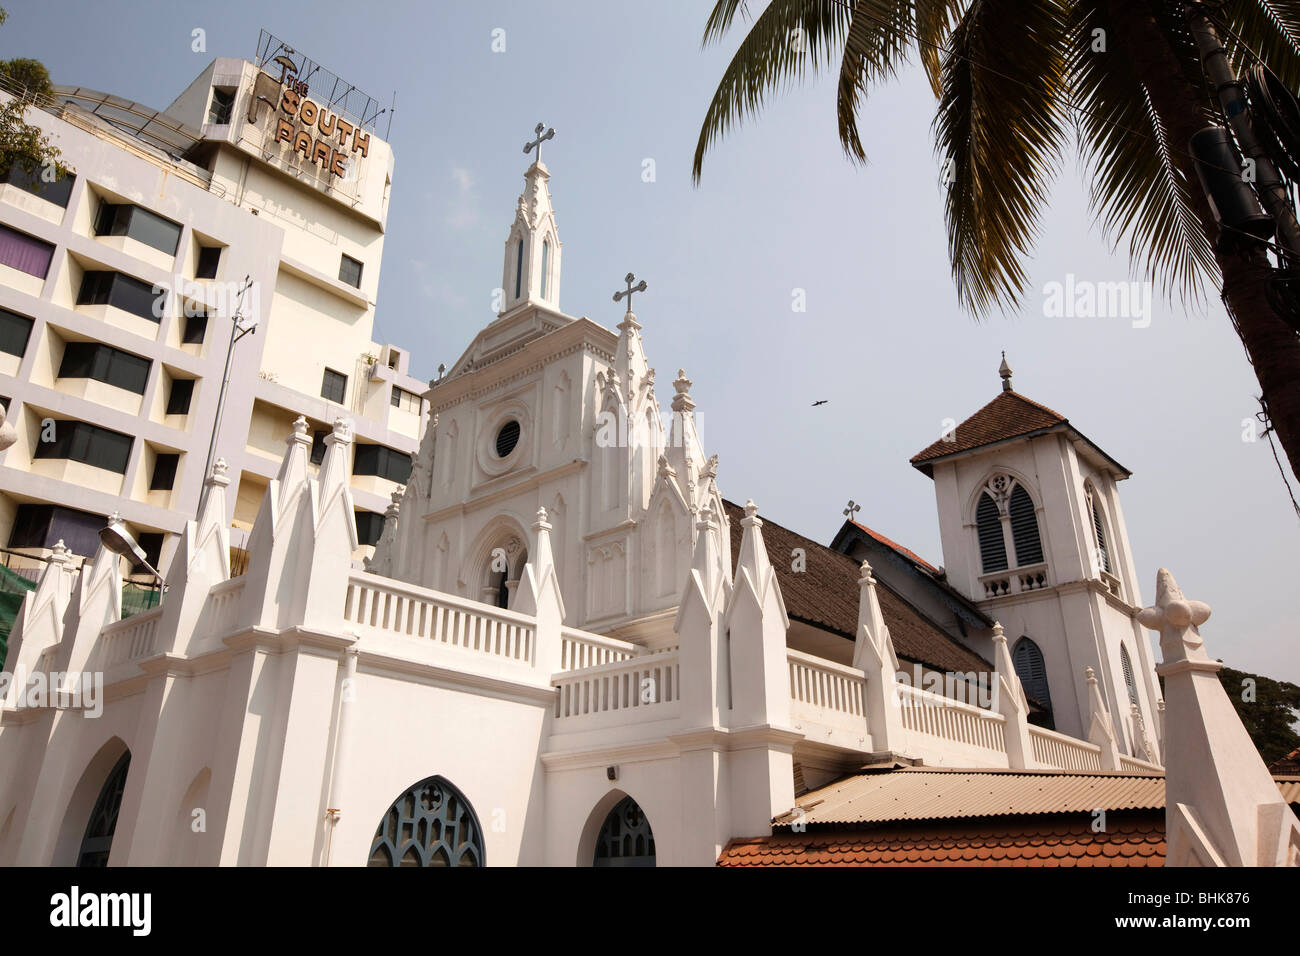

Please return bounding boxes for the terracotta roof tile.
[911,390,1067,467]
[1269,747,1300,775]
[717,816,1167,867]
[846,520,940,574]
[721,500,991,676]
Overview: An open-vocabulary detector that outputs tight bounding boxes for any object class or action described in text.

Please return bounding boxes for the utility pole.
[1186,6,1300,260]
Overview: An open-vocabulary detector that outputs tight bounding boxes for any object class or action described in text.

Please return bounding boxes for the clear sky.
[4,0,1296,683]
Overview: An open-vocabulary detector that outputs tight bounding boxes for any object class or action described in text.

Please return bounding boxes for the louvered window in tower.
[1120,645,1138,706]
[1012,637,1053,730]
[1009,485,1043,566]
[1091,494,1112,573]
[976,492,1007,572]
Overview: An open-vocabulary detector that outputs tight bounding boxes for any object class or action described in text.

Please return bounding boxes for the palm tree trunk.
[1102,0,1300,485]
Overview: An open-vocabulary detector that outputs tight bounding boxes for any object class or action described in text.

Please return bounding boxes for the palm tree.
[693,0,1300,491]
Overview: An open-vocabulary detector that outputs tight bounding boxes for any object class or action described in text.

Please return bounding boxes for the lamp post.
[99,513,167,592]
[199,276,257,516]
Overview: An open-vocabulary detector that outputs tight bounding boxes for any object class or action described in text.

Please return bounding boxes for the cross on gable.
[524,122,555,165]
[613,272,647,311]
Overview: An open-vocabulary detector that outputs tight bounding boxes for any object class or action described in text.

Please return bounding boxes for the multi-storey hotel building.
[0,36,426,578]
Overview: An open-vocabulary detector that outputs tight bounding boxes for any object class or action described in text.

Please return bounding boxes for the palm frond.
[1219,0,1300,91]
[934,0,1071,314]
[915,0,968,96]
[694,1,919,180]
[1068,1,1218,302]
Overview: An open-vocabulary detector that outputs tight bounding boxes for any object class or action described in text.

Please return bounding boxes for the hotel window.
[0,307,34,357]
[0,223,54,279]
[57,342,151,395]
[321,368,347,404]
[353,444,412,484]
[77,270,163,323]
[94,202,182,257]
[207,87,235,125]
[310,429,328,466]
[339,254,363,289]
[33,419,133,474]
[390,386,420,413]
[166,378,195,415]
[132,532,164,574]
[355,510,384,547]
[1,162,75,208]
[8,503,105,557]
[150,453,179,491]
[195,245,221,280]
[182,311,207,344]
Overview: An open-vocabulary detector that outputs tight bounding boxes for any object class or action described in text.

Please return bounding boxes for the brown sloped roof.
[722,500,990,676]
[911,390,1067,466]
[1270,747,1300,775]
[717,816,1166,866]
[847,520,940,574]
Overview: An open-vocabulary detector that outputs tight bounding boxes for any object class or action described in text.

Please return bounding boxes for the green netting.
[0,569,162,666]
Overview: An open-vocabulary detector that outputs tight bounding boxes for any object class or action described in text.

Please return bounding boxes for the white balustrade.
[553,653,680,721]
[897,681,1007,753]
[98,606,164,668]
[344,573,535,665]
[560,628,638,670]
[205,577,246,641]
[787,649,866,724]
[1029,725,1104,771]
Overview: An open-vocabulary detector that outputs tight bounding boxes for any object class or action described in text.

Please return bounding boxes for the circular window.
[495,420,521,458]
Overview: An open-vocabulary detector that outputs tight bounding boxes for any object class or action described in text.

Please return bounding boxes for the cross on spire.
[523,122,555,165]
[613,272,647,312]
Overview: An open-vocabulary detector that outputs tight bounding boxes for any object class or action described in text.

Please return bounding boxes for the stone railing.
[553,652,680,725]
[787,649,866,725]
[98,605,164,669]
[898,682,1007,754]
[1029,725,1104,772]
[204,577,247,641]
[559,628,639,671]
[344,573,535,666]
[1118,753,1163,773]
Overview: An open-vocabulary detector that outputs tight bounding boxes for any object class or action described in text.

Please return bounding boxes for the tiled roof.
[1269,747,1300,775]
[717,816,1167,866]
[911,390,1067,467]
[847,520,939,574]
[721,500,990,676]
[773,768,1167,825]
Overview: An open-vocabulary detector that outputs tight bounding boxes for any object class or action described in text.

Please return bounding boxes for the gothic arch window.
[78,751,130,867]
[976,492,1007,572]
[593,796,655,867]
[1008,485,1043,566]
[540,239,550,298]
[368,775,485,867]
[1012,637,1054,730]
[1120,645,1138,707]
[479,528,527,610]
[1086,484,1112,574]
[514,239,524,299]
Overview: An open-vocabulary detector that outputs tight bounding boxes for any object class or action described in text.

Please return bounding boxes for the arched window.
[514,239,523,299]
[1009,485,1043,566]
[540,240,550,298]
[1120,645,1138,706]
[1012,637,1054,730]
[976,492,1007,572]
[78,752,130,867]
[593,796,655,867]
[368,775,485,867]
[1088,486,1112,573]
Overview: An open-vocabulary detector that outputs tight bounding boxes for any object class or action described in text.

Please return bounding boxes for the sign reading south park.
[273,74,370,178]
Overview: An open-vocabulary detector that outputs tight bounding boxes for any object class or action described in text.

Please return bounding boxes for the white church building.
[0,154,1294,867]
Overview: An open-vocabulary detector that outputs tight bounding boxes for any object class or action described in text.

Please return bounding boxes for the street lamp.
[199,276,257,515]
[99,513,167,592]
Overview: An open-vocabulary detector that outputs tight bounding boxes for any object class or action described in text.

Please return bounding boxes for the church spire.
[501,124,562,314]
[999,350,1013,391]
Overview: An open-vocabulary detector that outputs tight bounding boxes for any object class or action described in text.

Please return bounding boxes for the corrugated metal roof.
[774,769,1300,827]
